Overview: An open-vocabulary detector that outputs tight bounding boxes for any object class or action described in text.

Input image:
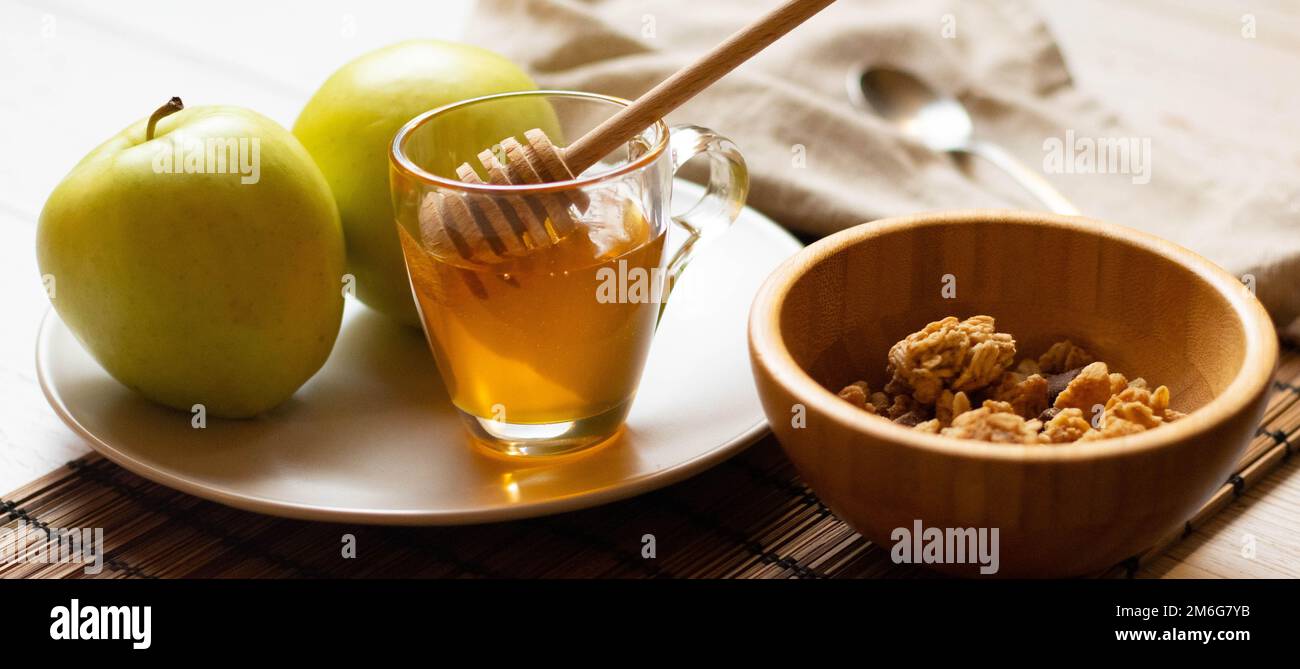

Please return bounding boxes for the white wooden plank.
[0,0,472,217]
[0,208,91,493]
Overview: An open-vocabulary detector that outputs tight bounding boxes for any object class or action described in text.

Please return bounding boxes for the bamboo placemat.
[3,344,1297,579]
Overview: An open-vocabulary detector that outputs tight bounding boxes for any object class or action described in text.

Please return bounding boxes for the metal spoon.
[847,65,1080,215]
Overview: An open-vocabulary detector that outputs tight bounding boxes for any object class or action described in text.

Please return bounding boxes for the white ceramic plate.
[36,181,803,525]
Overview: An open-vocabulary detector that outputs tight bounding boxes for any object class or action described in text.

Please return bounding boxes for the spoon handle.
[965,140,1081,216]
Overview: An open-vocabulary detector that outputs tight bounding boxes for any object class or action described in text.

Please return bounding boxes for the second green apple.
[294,40,550,326]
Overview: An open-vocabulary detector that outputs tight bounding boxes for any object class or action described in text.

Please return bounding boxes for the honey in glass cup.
[391,91,747,457]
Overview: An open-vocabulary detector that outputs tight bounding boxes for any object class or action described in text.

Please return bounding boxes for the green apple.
[37,99,346,418]
[294,39,554,326]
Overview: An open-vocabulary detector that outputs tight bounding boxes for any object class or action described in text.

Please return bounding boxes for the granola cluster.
[836,315,1184,444]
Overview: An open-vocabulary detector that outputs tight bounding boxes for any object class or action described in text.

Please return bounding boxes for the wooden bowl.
[748,210,1278,577]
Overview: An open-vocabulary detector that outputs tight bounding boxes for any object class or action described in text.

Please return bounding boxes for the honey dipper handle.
[561,0,836,171]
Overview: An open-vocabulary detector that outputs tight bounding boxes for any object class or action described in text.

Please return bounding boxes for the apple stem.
[146,97,185,141]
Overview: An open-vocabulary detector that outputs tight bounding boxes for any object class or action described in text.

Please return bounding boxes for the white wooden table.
[1,0,1297,578]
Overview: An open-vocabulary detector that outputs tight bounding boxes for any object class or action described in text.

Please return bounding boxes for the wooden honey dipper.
[422,0,836,261]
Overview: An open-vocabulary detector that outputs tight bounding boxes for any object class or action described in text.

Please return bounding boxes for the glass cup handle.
[661,124,749,310]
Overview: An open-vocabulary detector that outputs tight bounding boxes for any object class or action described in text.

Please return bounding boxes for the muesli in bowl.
[836,315,1186,444]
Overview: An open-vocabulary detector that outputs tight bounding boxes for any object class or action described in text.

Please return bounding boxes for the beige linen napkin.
[466,0,1300,333]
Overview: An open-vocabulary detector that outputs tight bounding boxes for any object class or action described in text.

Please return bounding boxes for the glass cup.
[390,91,748,457]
